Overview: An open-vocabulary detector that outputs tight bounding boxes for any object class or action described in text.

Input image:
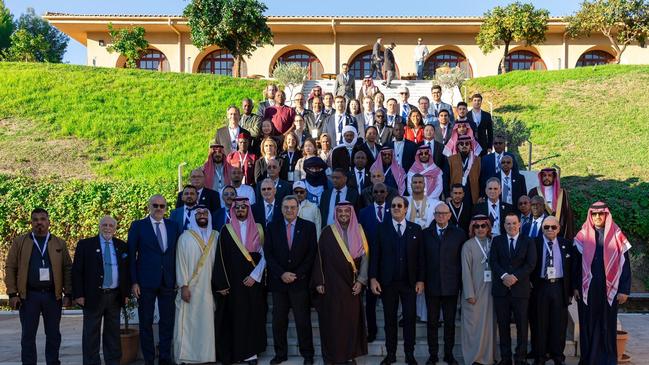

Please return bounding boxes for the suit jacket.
[399,103,419,119]
[331,143,363,173]
[361,185,398,210]
[335,72,355,98]
[127,217,179,289]
[495,171,528,207]
[448,153,481,204]
[252,199,283,227]
[376,125,394,146]
[306,110,329,136]
[369,220,424,286]
[372,42,383,63]
[356,112,374,131]
[358,204,392,248]
[169,206,190,232]
[384,47,396,71]
[214,126,251,155]
[433,122,454,145]
[254,178,291,203]
[385,114,404,128]
[521,214,547,239]
[257,99,274,117]
[531,236,572,306]
[421,223,467,296]
[387,139,419,173]
[428,102,455,123]
[472,200,514,235]
[467,110,493,154]
[319,186,360,228]
[323,113,359,147]
[489,234,537,298]
[479,152,518,189]
[449,201,473,233]
[72,236,130,309]
[264,217,317,292]
[213,207,230,232]
[359,141,381,168]
[347,168,372,195]
[175,187,220,212]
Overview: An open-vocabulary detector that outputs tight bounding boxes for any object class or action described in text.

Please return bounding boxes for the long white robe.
[173,229,218,364]
[461,237,497,364]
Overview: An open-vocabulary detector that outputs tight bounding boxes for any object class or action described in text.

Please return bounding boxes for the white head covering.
[188,205,213,242]
[334,125,359,151]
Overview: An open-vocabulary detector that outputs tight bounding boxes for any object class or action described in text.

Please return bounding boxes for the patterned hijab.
[370,147,406,195]
[333,201,368,259]
[228,197,261,253]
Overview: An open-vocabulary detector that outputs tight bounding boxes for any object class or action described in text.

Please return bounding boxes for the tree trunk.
[235,55,242,77]
[500,42,510,74]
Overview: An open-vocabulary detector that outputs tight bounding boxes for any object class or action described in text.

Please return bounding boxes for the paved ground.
[0,313,647,364]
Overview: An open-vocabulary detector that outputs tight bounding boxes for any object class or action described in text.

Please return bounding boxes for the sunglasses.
[151,203,166,209]
[293,189,306,194]
[391,203,404,208]
[434,211,450,215]
[591,212,606,217]
[419,151,430,156]
[458,142,471,146]
[474,223,488,229]
[373,190,387,194]
[234,205,248,210]
[222,192,236,197]
[543,225,559,230]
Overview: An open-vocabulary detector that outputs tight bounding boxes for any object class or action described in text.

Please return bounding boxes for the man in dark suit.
[323,95,359,148]
[331,126,363,173]
[170,185,198,231]
[480,135,519,187]
[531,216,572,365]
[448,184,472,233]
[467,93,494,156]
[128,195,180,365]
[433,109,454,145]
[421,203,467,365]
[175,168,220,212]
[358,182,391,342]
[252,178,283,228]
[347,150,372,195]
[382,42,396,88]
[361,170,398,209]
[306,96,328,137]
[521,196,548,239]
[370,196,424,365]
[428,85,455,124]
[387,122,418,172]
[371,36,383,80]
[374,109,394,146]
[384,98,404,127]
[335,62,355,102]
[214,105,251,155]
[494,155,527,207]
[213,185,237,231]
[73,216,130,365]
[489,213,537,365]
[473,177,514,237]
[320,168,360,227]
[397,86,419,120]
[257,84,278,117]
[255,159,291,203]
[265,196,317,365]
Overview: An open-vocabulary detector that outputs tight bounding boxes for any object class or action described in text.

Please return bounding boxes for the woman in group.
[349,98,362,119]
[294,138,321,181]
[253,137,282,183]
[461,214,497,365]
[293,114,310,148]
[252,119,282,157]
[318,133,333,171]
[279,131,302,183]
[404,109,425,144]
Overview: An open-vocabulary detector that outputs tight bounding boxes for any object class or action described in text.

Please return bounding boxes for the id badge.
[287,171,295,182]
[546,267,557,279]
[311,129,319,138]
[483,270,492,282]
[39,268,50,281]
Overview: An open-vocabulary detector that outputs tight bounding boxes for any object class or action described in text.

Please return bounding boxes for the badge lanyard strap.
[32,232,51,267]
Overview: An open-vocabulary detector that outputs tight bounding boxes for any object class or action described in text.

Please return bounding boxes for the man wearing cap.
[203,141,229,193]
[215,105,251,155]
[429,85,455,124]
[398,86,419,121]
[528,168,575,239]
[226,131,257,186]
[213,198,267,365]
[174,205,218,364]
[293,181,322,238]
[335,62,355,103]
[414,38,429,80]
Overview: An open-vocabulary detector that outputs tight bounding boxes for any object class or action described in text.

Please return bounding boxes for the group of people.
[3,80,632,365]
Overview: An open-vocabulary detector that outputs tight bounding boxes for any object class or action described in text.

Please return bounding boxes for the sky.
[5,0,582,65]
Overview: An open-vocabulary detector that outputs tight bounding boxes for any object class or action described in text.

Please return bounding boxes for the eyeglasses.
[543,225,559,230]
[267,165,279,169]
[375,115,385,119]
[474,223,488,229]
[391,203,404,208]
[222,191,236,197]
[234,205,247,210]
[293,189,306,194]
[373,190,387,194]
[493,141,505,145]
[432,91,441,95]
[261,187,274,191]
[434,211,451,215]
[152,203,166,209]
[501,160,512,164]
[591,212,606,217]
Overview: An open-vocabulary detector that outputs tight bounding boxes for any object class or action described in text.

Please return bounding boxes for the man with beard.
[320,168,360,227]
[347,150,372,196]
[407,145,443,199]
[528,168,575,239]
[312,202,369,364]
[175,168,220,212]
[173,206,218,364]
[448,184,472,233]
[370,146,406,196]
[170,185,198,231]
[374,109,394,146]
[203,141,230,193]
[448,135,481,204]
[240,98,261,138]
[213,198,267,365]
[257,84,278,117]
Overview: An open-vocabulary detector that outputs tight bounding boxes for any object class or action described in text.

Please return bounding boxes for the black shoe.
[380,354,397,365]
[406,354,418,365]
[426,357,439,365]
[247,360,258,365]
[444,356,459,365]
[367,332,376,343]
[497,360,513,365]
[515,361,529,365]
[303,357,314,365]
[270,356,287,364]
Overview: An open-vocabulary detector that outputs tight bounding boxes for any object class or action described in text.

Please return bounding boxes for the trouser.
[385,70,395,86]
[82,289,122,365]
[138,286,175,362]
[425,293,458,359]
[371,61,383,79]
[536,279,568,362]
[19,290,62,365]
[365,289,378,337]
[494,295,529,362]
[416,61,424,80]
[381,282,417,356]
[272,290,314,359]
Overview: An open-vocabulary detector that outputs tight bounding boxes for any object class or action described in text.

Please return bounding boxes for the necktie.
[287,222,293,249]
[266,203,273,223]
[377,205,383,222]
[401,104,409,120]
[388,115,394,125]
[544,241,553,277]
[490,204,498,223]
[530,220,538,238]
[338,116,344,143]
[503,176,511,203]
[438,228,445,237]
[358,172,364,193]
[155,222,165,252]
[496,154,502,173]
[102,240,112,288]
[509,238,515,257]
[397,223,402,237]
[335,189,341,205]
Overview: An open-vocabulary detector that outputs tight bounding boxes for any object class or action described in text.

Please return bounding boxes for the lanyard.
[451,203,463,222]
[32,232,50,267]
[474,237,491,265]
[287,151,295,168]
[545,240,554,266]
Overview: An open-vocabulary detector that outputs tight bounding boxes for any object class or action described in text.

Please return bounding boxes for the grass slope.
[0,62,268,182]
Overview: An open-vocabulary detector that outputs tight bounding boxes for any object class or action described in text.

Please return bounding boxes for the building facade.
[44,13,648,78]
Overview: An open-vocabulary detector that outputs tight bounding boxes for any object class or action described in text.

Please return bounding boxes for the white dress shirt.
[488,199,501,236]
[392,218,407,235]
[393,140,405,167]
[327,186,348,225]
[500,170,513,204]
[149,216,167,251]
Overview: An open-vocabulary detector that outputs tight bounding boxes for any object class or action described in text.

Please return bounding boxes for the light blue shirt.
[541,238,564,278]
[100,237,118,289]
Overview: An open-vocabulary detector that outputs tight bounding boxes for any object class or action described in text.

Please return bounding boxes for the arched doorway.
[349,50,373,80]
[423,50,473,79]
[576,50,615,67]
[136,49,169,71]
[501,50,546,73]
[198,49,236,75]
[275,49,323,80]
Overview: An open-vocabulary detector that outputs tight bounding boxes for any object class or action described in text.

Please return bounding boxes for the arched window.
[199,50,235,75]
[276,50,322,80]
[576,50,615,67]
[349,50,373,80]
[423,50,472,79]
[502,50,546,73]
[136,50,169,71]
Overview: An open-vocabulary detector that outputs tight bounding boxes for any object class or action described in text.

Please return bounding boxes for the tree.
[12,7,68,62]
[106,23,149,68]
[2,28,48,61]
[184,0,274,77]
[566,0,649,63]
[0,0,13,52]
[272,63,307,103]
[476,2,549,74]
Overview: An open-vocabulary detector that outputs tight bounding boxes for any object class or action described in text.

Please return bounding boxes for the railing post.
[526,139,533,171]
[178,162,187,192]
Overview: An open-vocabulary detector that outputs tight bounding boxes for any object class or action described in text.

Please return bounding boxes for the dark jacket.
[489,234,537,298]
[252,199,282,227]
[472,200,514,235]
[347,168,372,195]
[319,186,360,228]
[175,187,220,212]
[467,110,493,155]
[531,236,572,306]
[421,223,467,296]
[127,217,179,289]
[369,220,424,287]
[264,217,318,292]
[386,139,418,172]
[254,178,292,204]
[72,236,130,309]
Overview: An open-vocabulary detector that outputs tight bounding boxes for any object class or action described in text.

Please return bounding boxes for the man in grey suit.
[371,36,383,80]
[257,84,278,117]
[214,106,251,155]
[428,85,455,124]
[335,63,355,103]
[381,42,396,88]
[306,96,328,138]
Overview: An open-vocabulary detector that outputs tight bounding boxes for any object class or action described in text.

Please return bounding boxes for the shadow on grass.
[494,104,537,114]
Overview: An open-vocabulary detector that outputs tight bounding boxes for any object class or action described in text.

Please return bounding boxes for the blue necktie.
[155,222,165,252]
[102,240,113,288]
[530,221,538,238]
